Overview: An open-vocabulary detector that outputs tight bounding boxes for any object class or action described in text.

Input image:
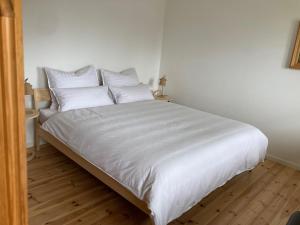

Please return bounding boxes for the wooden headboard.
[33,88,51,110]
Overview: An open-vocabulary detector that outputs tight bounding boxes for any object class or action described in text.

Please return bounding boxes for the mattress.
[39,109,58,124]
[42,100,268,225]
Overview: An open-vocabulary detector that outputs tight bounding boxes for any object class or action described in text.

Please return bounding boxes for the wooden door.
[0,1,28,225]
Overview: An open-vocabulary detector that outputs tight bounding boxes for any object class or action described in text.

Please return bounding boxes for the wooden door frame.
[0,1,28,225]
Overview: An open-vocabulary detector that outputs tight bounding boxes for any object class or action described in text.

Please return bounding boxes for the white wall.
[24,0,166,146]
[24,0,300,169]
[160,0,300,169]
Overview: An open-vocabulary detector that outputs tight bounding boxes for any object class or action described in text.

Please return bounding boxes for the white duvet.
[42,100,268,225]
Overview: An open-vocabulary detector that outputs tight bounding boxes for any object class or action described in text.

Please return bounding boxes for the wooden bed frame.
[33,88,154,224]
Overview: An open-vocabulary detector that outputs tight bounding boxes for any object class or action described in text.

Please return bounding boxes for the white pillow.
[45,65,100,110]
[110,84,154,104]
[52,86,114,112]
[101,68,140,87]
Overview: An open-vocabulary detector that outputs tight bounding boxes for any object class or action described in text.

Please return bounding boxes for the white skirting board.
[267,154,300,171]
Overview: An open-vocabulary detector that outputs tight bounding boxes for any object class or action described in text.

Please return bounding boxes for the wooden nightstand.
[26,109,39,161]
[25,80,40,161]
[155,95,173,102]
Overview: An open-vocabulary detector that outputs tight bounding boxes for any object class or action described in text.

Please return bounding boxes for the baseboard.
[26,142,34,148]
[26,140,46,149]
[267,154,300,171]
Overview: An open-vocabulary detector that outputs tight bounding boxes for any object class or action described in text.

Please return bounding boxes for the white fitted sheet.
[42,100,268,225]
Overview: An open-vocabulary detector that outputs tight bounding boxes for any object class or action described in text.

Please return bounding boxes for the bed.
[33,88,268,225]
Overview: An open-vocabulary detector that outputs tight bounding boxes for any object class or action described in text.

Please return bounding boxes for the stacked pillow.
[101,68,140,87]
[101,68,154,104]
[52,86,113,112]
[45,66,154,112]
[45,65,113,112]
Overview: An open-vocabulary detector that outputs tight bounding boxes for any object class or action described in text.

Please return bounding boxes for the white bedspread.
[42,100,268,225]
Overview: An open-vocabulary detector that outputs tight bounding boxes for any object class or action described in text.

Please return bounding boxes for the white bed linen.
[52,86,114,112]
[110,84,154,104]
[45,65,99,110]
[39,109,58,124]
[42,101,268,225]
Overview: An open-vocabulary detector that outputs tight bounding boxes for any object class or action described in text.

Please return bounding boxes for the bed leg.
[141,216,155,225]
[149,216,155,225]
[34,119,40,152]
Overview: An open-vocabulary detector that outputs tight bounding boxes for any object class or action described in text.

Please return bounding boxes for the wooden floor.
[28,145,300,225]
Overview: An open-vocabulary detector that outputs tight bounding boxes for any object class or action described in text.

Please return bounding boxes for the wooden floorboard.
[28,146,300,225]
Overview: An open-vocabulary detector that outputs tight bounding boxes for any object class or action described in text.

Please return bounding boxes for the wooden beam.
[0,0,14,17]
[290,22,300,69]
[0,0,28,225]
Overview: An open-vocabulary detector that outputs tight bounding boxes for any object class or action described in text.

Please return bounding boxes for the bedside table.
[25,109,39,161]
[155,95,173,102]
